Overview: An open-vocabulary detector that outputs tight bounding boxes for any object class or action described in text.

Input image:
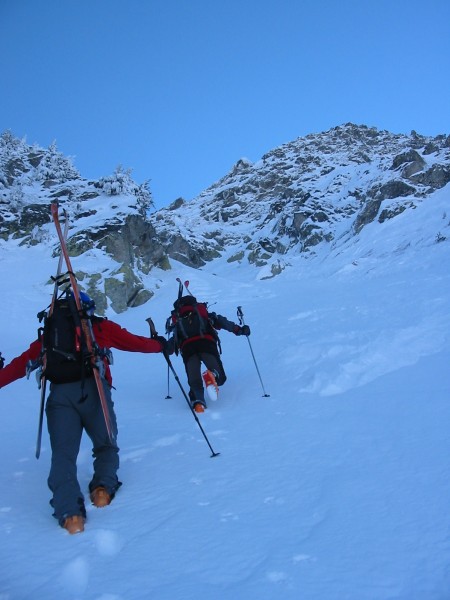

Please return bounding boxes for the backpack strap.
[65,292,94,401]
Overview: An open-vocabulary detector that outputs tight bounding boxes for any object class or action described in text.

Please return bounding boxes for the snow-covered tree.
[135,179,153,215]
[96,166,154,213]
[96,165,132,195]
[35,140,80,183]
[0,131,31,189]
[0,130,23,153]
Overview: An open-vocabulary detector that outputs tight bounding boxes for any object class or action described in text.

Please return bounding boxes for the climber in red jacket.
[0,292,167,535]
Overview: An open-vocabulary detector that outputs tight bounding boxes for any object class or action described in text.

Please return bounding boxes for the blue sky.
[1,0,449,209]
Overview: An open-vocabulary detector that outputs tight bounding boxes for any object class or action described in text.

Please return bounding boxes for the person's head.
[80,291,96,316]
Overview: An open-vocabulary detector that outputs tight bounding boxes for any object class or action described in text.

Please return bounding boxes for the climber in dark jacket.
[167,295,250,412]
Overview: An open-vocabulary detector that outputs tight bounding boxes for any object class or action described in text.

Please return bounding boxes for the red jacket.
[0,319,163,388]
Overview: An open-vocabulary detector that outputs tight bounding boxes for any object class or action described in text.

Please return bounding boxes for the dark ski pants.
[45,377,120,525]
[183,351,226,403]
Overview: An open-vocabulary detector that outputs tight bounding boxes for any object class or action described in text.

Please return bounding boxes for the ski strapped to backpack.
[49,202,116,444]
[31,214,70,458]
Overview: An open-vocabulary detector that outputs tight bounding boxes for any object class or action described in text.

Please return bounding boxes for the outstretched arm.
[0,339,41,388]
[94,320,164,353]
[209,313,250,336]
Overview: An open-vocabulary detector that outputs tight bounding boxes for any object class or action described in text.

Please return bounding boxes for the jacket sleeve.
[209,312,240,334]
[0,339,41,388]
[94,320,164,353]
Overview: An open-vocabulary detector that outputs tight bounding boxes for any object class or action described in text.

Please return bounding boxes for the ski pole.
[237,306,270,397]
[146,318,220,458]
[165,360,172,399]
[164,318,172,399]
[35,377,47,459]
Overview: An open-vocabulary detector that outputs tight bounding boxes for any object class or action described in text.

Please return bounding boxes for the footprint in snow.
[208,410,222,420]
[121,448,152,463]
[266,571,288,583]
[264,496,285,506]
[94,529,124,557]
[293,554,316,563]
[153,434,182,447]
[220,511,239,522]
[60,556,89,596]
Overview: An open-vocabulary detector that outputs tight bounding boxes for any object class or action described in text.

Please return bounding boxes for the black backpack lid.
[173,295,197,310]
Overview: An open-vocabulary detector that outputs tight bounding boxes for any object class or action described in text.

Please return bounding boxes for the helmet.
[80,291,96,316]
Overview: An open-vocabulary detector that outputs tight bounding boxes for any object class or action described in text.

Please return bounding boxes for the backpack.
[41,295,94,384]
[170,295,217,350]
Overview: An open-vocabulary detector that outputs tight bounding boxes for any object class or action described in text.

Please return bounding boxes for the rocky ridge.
[0,124,449,312]
[150,123,450,277]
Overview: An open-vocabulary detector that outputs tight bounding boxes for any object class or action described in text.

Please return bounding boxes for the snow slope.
[0,190,449,599]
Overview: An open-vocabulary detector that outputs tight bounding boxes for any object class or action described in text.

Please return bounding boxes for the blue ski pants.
[45,377,120,525]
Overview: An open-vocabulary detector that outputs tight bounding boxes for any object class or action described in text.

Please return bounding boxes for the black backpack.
[169,295,217,349]
[42,295,94,384]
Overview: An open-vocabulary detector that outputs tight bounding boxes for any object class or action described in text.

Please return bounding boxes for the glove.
[235,325,251,336]
[155,336,174,356]
[165,337,175,355]
[155,336,168,354]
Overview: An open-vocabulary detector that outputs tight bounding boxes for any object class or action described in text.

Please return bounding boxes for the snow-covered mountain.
[150,123,450,276]
[0,125,449,598]
[1,124,449,311]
